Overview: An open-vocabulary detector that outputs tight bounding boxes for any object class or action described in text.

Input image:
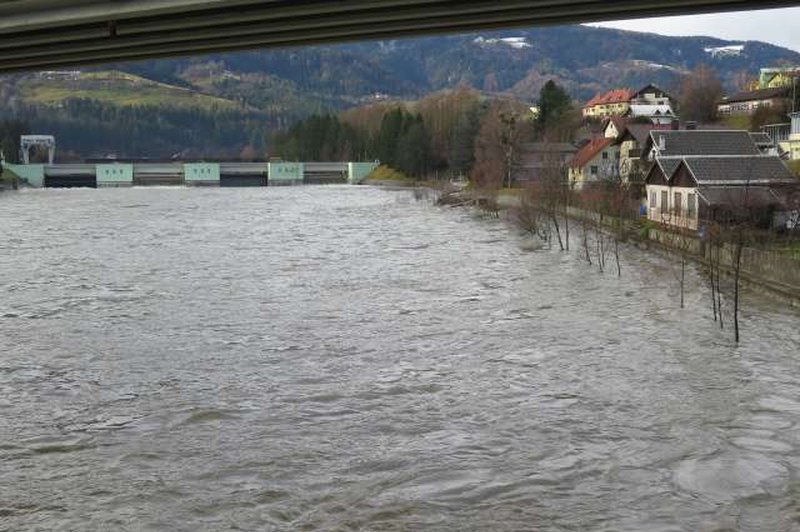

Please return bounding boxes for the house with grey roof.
[717,86,792,116]
[645,154,799,230]
[643,130,760,161]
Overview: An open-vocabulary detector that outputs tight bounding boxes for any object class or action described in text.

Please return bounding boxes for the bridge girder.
[1,0,799,72]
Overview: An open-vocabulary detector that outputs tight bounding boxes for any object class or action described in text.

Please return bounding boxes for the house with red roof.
[582,89,635,119]
[583,84,674,121]
[567,136,619,190]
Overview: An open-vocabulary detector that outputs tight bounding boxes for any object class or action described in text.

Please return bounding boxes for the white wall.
[646,184,699,230]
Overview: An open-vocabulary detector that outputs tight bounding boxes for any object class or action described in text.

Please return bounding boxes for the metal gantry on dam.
[3,161,379,188]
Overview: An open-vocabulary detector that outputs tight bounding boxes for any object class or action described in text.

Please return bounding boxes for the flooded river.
[1,186,800,531]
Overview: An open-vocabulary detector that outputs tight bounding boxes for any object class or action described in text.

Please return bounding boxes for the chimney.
[686,121,697,130]
[671,119,680,130]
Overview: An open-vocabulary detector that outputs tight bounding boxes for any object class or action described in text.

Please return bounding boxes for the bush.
[365,165,413,181]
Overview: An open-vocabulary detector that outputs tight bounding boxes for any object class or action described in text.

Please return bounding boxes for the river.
[1,185,800,531]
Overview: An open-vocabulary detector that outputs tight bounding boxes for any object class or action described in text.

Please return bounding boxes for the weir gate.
[3,161,379,188]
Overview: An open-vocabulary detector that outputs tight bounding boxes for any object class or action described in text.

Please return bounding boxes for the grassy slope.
[18,71,240,110]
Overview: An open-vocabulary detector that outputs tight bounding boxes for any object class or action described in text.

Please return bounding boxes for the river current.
[1,186,800,531]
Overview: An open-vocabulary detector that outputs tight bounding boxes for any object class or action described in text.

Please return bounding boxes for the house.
[514,142,577,184]
[749,132,779,156]
[763,112,800,160]
[645,155,798,230]
[614,123,673,182]
[582,89,635,119]
[791,112,800,160]
[643,129,761,161]
[582,84,674,120]
[630,84,673,106]
[567,136,619,189]
[602,116,628,139]
[716,86,791,116]
[626,104,677,125]
[759,67,800,89]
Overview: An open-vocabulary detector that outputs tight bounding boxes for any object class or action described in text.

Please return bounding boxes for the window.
[661,191,668,211]
[590,166,598,176]
[649,191,656,209]
[687,193,696,217]
[602,151,608,160]
[674,192,682,216]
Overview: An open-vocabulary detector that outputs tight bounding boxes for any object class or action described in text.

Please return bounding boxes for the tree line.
[272,81,576,180]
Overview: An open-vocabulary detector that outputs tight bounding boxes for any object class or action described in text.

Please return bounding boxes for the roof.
[621,123,673,144]
[721,86,791,104]
[633,84,672,99]
[569,137,615,168]
[628,104,675,117]
[584,88,635,109]
[678,155,797,185]
[655,157,682,178]
[519,142,577,153]
[647,130,760,157]
[697,186,788,209]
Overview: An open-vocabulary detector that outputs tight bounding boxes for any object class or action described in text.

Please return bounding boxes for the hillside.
[1,24,799,158]
[17,71,242,110]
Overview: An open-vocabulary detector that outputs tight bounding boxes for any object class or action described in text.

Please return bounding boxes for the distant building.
[790,112,800,160]
[582,84,673,120]
[613,123,673,182]
[717,86,791,116]
[762,113,800,159]
[514,142,577,184]
[567,137,619,189]
[759,67,800,89]
[626,104,677,125]
[582,88,635,119]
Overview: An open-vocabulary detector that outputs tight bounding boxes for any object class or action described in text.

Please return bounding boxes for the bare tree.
[678,64,724,124]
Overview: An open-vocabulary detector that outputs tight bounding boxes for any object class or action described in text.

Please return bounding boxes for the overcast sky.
[589,7,800,53]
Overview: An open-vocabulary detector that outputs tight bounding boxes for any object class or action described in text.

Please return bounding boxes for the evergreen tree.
[448,106,482,177]
[396,115,432,177]
[536,80,573,135]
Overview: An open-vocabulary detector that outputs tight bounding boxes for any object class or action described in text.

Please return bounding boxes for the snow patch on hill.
[473,36,532,49]
[704,44,745,58]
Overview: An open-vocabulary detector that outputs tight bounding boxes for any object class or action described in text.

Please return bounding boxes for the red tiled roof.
[584,88,635,109]
[569,136,615,168]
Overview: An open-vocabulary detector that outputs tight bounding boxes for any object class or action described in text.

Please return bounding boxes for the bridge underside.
[1,0,799,73]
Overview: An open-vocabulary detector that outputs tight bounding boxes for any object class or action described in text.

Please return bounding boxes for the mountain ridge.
[2,24,799,158]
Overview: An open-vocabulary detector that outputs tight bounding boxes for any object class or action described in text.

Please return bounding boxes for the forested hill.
[1,24,799,159]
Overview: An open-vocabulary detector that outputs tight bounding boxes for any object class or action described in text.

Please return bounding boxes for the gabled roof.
[646,130,760,158]
[618,123,673,145]
[633,84,672,100]
[720,86,791,104]
[568,137,615,168]
[602,116,629,137]
[584,88,635,109]
[675,155,797,185]
[697,186,789,209]
[644,157,681,185]
[628,104,675,117]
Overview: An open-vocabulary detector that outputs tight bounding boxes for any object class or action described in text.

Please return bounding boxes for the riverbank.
[437,187,800,307]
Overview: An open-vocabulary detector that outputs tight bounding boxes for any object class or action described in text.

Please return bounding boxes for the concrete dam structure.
[3,161,379,188]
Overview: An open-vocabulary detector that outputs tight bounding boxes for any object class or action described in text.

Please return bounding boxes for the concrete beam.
[0,0,798,72]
